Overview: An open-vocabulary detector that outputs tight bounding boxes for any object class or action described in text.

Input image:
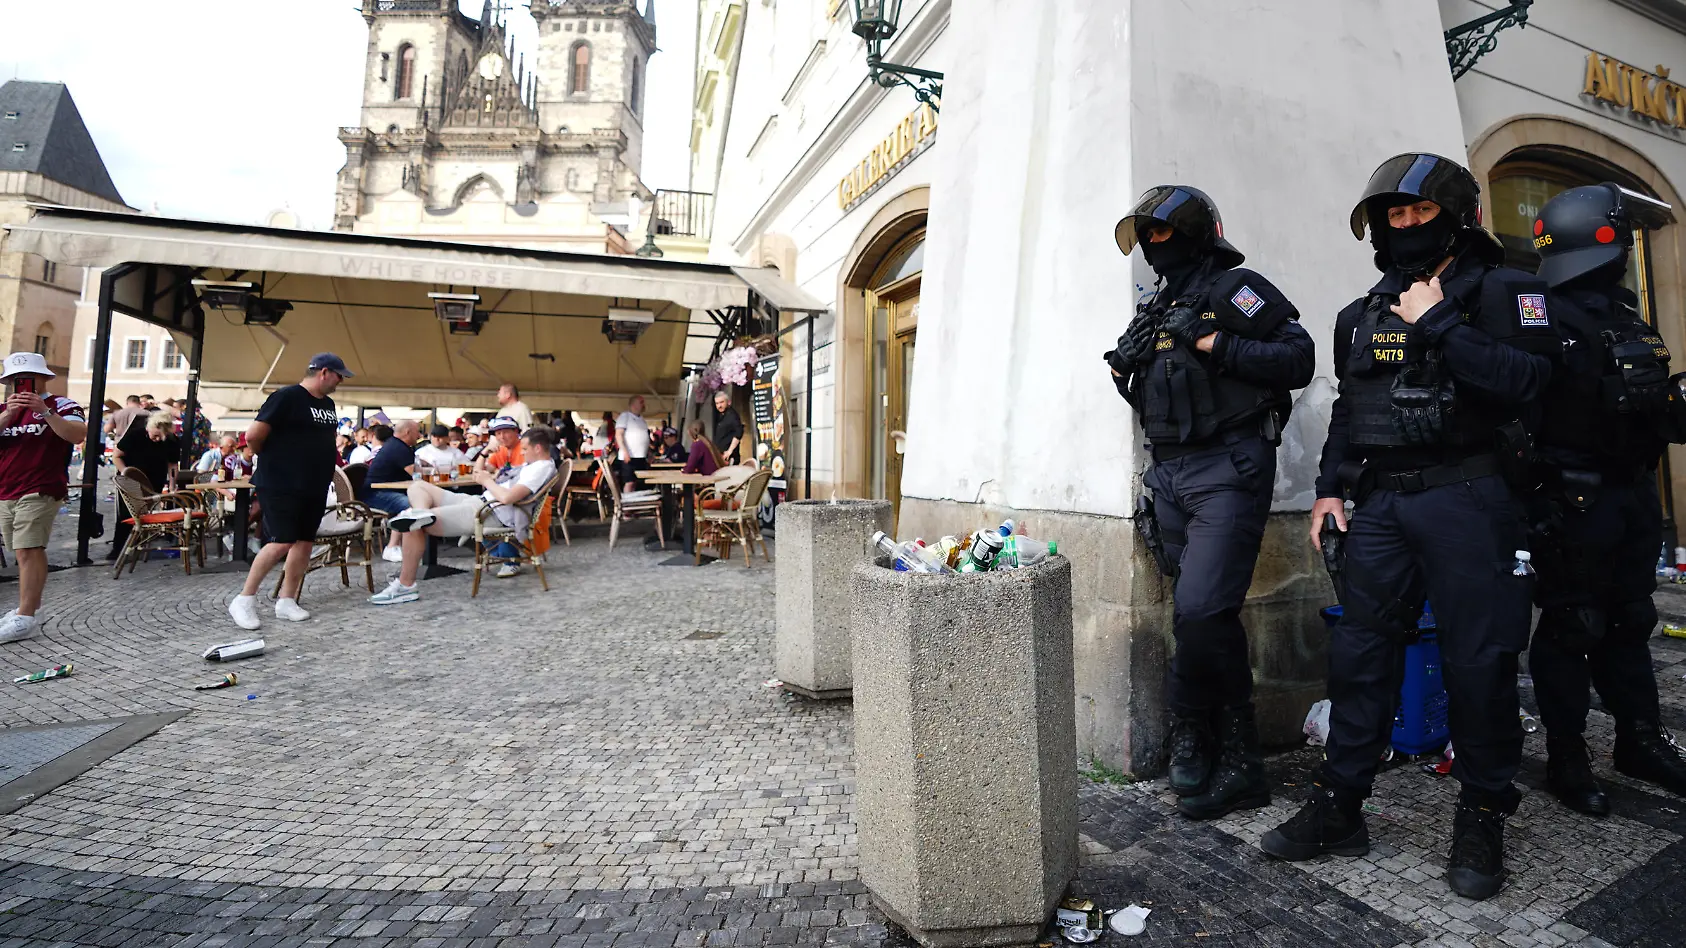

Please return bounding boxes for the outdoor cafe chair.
[697,468,773,567]
[274,467,385,597]
[558,456,609,544]
[113,468,208,578]
[190,471,228,543]
[604,464,664,551]
[471,460,566,597]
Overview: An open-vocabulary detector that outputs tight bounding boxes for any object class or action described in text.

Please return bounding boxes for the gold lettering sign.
[837,103,939,211]
[1582,52,1686,128]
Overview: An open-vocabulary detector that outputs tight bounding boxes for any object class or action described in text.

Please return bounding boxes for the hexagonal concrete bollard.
[775,499,893,699]
[850,556,1078,948]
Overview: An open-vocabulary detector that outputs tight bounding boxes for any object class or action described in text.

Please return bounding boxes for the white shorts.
[427,491,496,537]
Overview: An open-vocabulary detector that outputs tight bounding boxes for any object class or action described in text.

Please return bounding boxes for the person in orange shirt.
[475,417,523,472]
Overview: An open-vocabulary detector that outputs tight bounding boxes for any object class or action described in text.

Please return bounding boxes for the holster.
[1134,492,1177,577]
[1321,513,1347,606]
[1494,420,1534,490]
[1336,460,1373,503]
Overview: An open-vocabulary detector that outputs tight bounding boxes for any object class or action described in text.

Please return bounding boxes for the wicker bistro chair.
[697,469,774,567]
[558,456,609,545]
[604,464,664,550]
[471,462,566,597]
[273,468,386,597]
[189,471,227,546]
[113,469,208,578]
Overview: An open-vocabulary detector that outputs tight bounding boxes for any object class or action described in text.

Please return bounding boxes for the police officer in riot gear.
[1260,154,1558,901]
[1527,183,1686,815]
[1106,185,1315,821]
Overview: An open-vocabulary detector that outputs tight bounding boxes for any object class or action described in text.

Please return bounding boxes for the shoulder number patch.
[1517,293,1550,327]
[1229,285,1265,318]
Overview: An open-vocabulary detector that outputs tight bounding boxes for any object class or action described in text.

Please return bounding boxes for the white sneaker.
[229,596,261,631]
[387,509,436,533]
[275,598,310,622]
[495,563,521,579]
[0,613,38,644]
[381,545,404,563]
[368,579,419,605]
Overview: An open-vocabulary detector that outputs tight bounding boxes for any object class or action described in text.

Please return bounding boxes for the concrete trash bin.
[850,556,1078,948]
[775,499,893,698]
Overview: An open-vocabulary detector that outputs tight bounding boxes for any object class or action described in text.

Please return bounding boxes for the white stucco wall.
[901,0,1468,519]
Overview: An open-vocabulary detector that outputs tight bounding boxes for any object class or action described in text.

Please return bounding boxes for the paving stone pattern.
[0,505,1683,946]
[0,722,118,787]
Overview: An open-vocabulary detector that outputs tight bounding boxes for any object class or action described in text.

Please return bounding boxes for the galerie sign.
[836,103,939,211]
[1582,52,1686,129]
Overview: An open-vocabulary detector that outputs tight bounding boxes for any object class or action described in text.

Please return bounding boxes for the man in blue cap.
[229,354,350,630]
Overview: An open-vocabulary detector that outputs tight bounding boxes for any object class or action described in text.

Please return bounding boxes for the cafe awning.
[3,205,824,413]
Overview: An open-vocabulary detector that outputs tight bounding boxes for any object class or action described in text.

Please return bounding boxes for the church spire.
[644,0,656,24]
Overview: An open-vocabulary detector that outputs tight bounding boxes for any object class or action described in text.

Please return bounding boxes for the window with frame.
[630,60,642,115]
[41,260,56,283]
[395,44,417,100]
[33,335,50,358]
[571,43,591,94]
[124,339,148,371]
[162,339,184,371]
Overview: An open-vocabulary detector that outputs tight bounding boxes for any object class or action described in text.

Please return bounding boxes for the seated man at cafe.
[369,426,558,605]
[659,428,687,463]
[361,420,420,562]
[415,424,466,473]
[473,416,523,473]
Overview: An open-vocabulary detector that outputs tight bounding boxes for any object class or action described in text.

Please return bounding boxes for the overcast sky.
[0,0,696,228]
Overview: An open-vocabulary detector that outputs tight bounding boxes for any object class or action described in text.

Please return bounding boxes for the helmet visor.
[1350,153,1477,239]
[1114,186,1218,256]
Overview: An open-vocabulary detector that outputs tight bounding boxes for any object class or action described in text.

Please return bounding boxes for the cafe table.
[178,478,254,563]
[638,470,728,566]
[370,477,485,578]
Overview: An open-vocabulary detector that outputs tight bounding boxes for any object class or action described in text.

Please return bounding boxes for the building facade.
[708,0,1686,773]
[334,0,657,253]
[0,81,129,398]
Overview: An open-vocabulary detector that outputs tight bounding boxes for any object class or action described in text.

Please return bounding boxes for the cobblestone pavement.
[0,500,1683,946]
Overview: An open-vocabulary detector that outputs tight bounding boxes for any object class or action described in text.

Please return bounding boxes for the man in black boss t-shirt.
[228,353,349,631]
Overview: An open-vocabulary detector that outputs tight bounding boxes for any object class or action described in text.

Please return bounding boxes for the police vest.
[1538,294,1669,466]
[1139,268,1288,446]
[1341,265,1558,451]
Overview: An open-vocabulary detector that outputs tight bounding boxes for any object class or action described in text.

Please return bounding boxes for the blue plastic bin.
[1320,604,1450,756]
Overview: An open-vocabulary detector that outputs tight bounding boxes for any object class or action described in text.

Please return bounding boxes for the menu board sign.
[751,354,786,489]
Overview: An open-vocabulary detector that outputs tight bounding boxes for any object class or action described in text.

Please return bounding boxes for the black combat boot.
[1446,786,1520,900]
[1545,734,1610,816]
[1167,713,1215,797]
[1180,704,1271,819]
[1613,722,1686,797]
[1260,780,1368,861]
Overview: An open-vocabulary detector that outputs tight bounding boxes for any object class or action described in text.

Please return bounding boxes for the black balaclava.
[1140,228,1202,276]
[1384,207,1459,276]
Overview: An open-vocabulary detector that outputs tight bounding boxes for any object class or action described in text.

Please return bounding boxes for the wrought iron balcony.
[652,190,714,239]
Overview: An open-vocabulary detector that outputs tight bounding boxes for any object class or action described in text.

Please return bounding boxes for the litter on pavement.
[203,639,265,662]
[11,664,73,684]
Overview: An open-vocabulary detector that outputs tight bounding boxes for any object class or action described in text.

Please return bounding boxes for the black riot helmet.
[1350,153,1502,271]
[1534,183,1673,288]
[1114,185,1244,269]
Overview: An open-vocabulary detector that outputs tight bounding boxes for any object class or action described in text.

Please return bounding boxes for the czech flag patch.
[1230,285,1265,318]
[1517,293,1550,327]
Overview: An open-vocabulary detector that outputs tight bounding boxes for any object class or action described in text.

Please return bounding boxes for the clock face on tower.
[477,52,505,80]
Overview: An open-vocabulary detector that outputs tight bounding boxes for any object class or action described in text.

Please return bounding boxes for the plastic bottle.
[1512,550,1535,577]
[873,531,950,574]
[935,536,962,570]
[996,536,1059,569]
[910,539,952,573]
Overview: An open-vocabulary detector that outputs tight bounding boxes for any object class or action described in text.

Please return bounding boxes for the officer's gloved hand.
[1161,306,1215,351]
[1115,316,1159,365]
[1389,366,1454,445]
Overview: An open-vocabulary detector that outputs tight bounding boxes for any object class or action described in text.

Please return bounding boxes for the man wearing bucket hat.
[1261,154,1560,900]
[228,354,350,631]
[1104,185,1315,821]
[1524,183,1686,815]
[0,351,87,643]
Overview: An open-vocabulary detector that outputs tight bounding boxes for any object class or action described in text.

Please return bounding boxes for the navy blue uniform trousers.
[1145,434,1275,717]
[1530,478,1663,734]
[1324,474,1532,795]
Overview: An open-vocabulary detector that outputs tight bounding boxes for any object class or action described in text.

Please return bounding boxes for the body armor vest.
[1538,294,1669,467]
[1139,273,1277,446]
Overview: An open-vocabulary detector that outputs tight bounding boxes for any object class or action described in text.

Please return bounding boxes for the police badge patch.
[1517,293,1550,327]
[1230,285,1265,318]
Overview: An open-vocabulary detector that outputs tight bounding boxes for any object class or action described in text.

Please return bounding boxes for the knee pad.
[1607,597,1659,645]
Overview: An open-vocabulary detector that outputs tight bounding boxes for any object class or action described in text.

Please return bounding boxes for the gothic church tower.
[334,0,655,253]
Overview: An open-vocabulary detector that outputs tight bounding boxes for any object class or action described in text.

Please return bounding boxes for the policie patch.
[1517,293,1550,327]
[1230,285,1265,318]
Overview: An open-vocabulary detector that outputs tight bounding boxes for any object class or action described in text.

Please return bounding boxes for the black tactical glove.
[1609,336,1670,413]
[1389,364,1456,445]
[1113,315,1160,366]
[1161,305,1216,350]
